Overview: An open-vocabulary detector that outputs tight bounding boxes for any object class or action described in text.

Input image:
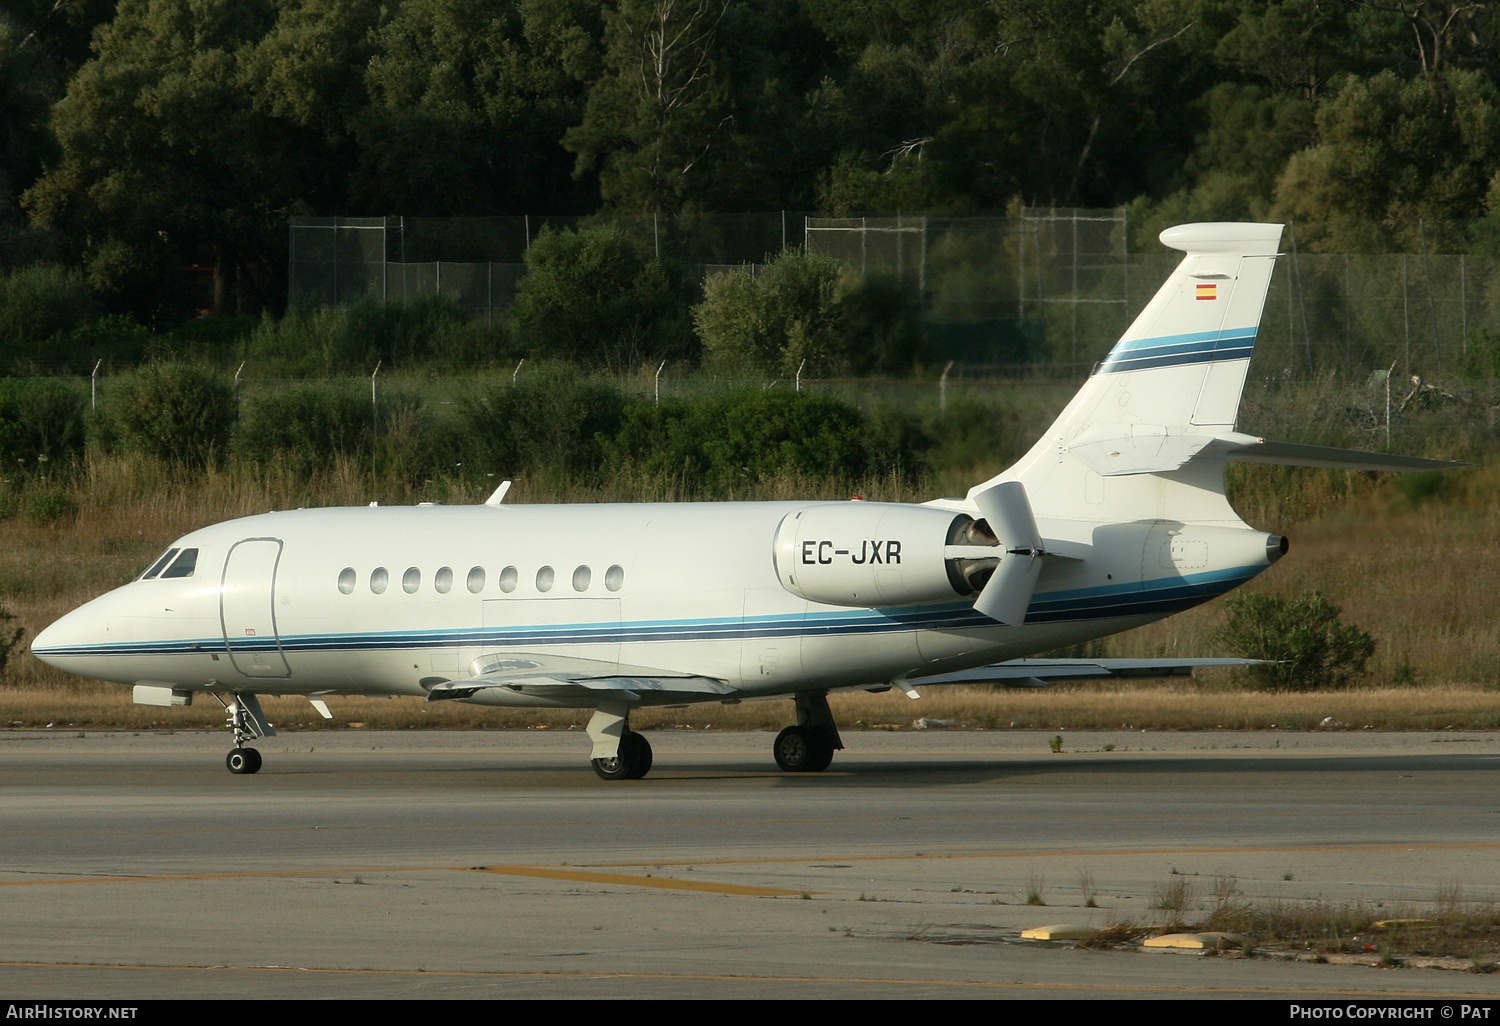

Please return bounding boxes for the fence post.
[655,360,667,405]
[90,360,101,410]
[371,360,381,419]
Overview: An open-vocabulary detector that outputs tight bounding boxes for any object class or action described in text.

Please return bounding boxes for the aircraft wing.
[909,657,1264,689]
[425,651,738,704]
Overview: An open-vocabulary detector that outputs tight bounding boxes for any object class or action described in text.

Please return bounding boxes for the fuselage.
[32,499,1280,706]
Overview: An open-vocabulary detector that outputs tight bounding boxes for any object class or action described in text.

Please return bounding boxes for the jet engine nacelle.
[773,503,998,608]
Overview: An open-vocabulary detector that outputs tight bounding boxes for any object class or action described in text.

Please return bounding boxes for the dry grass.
[3,680,1498,732]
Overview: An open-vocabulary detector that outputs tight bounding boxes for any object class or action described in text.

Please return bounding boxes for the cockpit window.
[160,548,198,579]
[140,548,180,581]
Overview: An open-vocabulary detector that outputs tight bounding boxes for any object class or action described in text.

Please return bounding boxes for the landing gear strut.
[774,691,842,773]
[213,692,276,775]
[587,703,653,780]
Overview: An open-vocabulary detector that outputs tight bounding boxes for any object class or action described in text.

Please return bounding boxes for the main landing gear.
[587,703,653,780]
[774,691,842,773]
[213,692,276,775]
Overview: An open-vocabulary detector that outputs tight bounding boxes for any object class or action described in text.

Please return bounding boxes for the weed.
[1150,878,1198,927]
[1025,872,1046,906]
[1078,869,1098,909]
[1049,734,1063,753]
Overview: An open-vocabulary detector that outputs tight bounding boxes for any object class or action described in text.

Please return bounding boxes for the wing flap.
[424,651,737,704]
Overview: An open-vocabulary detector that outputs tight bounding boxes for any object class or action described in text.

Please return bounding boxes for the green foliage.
[1213,591,1375,692]
[0,378,87,473]
[243,297,511,375]
[102,362,236,468]
[23,488,77,526]
[235,383,379,475]
[458,365,627,481]
[696,250,844,376]
[511,224,694,367]
[0,600,23,675]
[605,389,915,495]
[0,266,95,368]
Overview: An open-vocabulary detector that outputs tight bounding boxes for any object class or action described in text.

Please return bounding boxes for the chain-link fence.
[290,212,1500,379]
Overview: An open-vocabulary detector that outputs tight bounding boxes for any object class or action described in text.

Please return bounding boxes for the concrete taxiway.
[2,727,1498,999]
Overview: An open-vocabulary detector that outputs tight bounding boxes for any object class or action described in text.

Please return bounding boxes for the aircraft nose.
[31,606,93,667]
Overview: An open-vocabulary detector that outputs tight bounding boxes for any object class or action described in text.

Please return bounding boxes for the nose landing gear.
[212,692,276,775]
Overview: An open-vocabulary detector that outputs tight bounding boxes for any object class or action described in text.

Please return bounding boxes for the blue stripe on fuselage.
[32,565,1265,660]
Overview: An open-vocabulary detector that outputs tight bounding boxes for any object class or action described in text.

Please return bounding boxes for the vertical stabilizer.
[971,222,1284,523]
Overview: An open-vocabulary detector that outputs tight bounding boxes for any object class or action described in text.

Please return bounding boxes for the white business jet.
[32,223,1457,779]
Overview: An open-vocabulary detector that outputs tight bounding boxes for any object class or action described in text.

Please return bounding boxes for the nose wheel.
[213,692,275,775]
[226,747,263,774]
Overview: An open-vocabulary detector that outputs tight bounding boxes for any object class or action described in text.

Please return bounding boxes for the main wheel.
[591,731,653,781]
[774,726,834,772]
[226,747,262,775]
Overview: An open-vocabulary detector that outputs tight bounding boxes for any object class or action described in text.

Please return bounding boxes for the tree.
[566,0,732,213]
[23,0,376,320]
[1212,591,1375,691]
[1273,69,1500,252]
[352,0,602,215]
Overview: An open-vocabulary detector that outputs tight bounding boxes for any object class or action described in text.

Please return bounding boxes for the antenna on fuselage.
[485,480,513,506]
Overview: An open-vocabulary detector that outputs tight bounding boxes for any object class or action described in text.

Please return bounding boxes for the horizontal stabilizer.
[1067,428,1469,477]
[1222,437,1470,472]
[909,657,1265,689]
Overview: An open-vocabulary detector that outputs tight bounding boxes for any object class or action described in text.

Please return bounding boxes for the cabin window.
[467,566,485,593]
[402,567,421,594]
[160,548,198,579]
[536,566,555,592]
[140,548,179,581]
[434,567,453,594]
[605,565,625,592]
[338,568,356,594]
[499,566,518,593]
[371,567,389,594]
[572,565,591,592]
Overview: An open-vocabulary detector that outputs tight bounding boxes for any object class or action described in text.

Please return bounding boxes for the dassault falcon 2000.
[33,223,1459,779]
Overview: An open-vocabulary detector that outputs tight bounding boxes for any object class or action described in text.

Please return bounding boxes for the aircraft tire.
[226,747,262,775]
[622,731,653,779]
[592,731,652,781]
[774,726,834,773]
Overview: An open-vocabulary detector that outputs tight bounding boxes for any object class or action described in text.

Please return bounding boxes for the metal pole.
[90,360,101,410]
[655,360,666,405]
[939,359,953,413]
[1418,218,1440,369]
[371,361,381,419]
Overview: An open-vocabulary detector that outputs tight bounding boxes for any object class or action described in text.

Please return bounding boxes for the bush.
[242,296,512,375]
[511,224,696,367]
[235,383,380,475]
[0,378,87,473]
[23,488,77,526]
[0,603,23,676]
[1212,591,1375,691]
[457,365,627,481]
[696,250,843,376]
[605,389,911,495]
[102,362,235,467]
[0,265,95,369]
